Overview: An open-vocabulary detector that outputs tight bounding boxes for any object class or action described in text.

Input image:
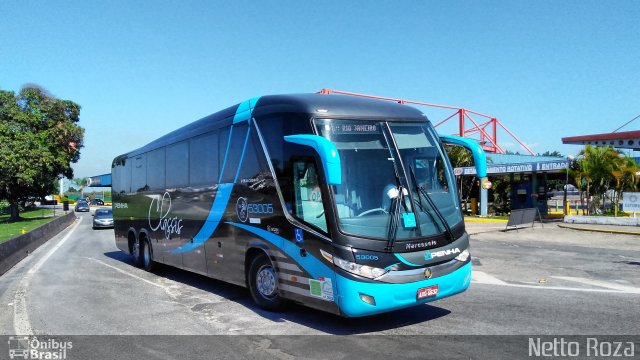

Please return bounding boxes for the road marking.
[85,257,167,290]
[85,257,190,301]
[471,271,507,285]
[472,270,640,294]
[551,276,640,294]
[13,217,82,335]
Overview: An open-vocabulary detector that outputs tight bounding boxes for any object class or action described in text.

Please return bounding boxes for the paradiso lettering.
[148,192,184,240]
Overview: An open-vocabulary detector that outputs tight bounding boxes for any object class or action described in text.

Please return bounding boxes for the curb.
[557,223,640,236]
[464,218,508,223]
[0,212,76,276]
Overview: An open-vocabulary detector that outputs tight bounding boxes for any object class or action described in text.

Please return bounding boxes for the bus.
[111,93,487,317]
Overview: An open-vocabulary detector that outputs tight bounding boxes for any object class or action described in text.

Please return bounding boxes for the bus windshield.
[315,119,462,240]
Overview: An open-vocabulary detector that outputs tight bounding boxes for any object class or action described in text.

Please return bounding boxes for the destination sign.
[322,123,380,134]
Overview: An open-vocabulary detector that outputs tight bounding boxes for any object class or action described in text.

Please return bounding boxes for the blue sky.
[1,1,638,179]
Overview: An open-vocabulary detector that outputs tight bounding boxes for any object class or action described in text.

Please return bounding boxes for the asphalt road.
[0,212,638,359]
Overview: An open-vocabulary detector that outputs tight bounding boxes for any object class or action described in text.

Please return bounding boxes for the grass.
[0,209,57,244]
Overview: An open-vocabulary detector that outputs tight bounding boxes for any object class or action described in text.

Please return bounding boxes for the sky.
[1,1,639,180]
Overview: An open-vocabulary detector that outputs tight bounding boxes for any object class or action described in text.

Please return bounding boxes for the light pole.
[564,155,574,215]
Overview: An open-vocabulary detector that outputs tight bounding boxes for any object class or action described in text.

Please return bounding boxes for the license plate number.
[417,285,439,299]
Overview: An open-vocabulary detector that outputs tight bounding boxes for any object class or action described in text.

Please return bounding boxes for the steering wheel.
[357,208,387,217]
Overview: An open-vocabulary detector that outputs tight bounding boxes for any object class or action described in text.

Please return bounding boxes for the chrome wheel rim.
[256,265,277,298]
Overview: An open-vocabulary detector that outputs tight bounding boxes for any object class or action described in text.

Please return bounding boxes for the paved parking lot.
[0,213,638,358]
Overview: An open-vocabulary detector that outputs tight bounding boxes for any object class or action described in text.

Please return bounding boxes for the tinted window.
[190,132,219,185]
[218,127,230,182]
[147,148,166,191]
[132,155,147,192]
[112,158,131,194]
[220,124,248,183]
[236,135,268,183]
[256,114,327,233]
[166,141,189,188]
[292,159,328,232]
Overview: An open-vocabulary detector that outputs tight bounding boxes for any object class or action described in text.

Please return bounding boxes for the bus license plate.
[417,285,439,299]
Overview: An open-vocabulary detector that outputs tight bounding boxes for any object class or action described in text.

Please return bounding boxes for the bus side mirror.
[439,134,488,179]
[284,135,342,185]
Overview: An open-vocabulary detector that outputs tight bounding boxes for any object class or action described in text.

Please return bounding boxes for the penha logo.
[424,251,432,261]
[236,197,248,223]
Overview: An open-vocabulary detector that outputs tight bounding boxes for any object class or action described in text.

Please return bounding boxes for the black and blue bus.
[111,93,487,317]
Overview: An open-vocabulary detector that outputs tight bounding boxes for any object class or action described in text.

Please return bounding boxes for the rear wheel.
[248,253,285,311]
[140,238,154,271]
[132,237,143,267]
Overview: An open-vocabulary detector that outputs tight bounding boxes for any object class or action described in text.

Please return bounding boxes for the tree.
[612,155,639,215]
[444,145,474,203]
[444,144,473,168]
[575,145,633,215]
[73,177,89,198]
[568,158,588,214]
[538,150,563,157]
[0,85,84,221]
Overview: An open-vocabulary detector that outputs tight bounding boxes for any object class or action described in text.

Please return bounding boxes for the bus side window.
[292,160,328,233]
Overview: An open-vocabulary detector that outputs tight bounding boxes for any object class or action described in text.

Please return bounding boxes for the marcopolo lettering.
[405,240,437,250]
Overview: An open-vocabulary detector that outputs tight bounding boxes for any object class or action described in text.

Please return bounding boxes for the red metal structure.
[318,88,535,155]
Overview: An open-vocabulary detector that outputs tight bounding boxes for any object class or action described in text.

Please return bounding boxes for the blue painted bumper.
[336,262,472,317]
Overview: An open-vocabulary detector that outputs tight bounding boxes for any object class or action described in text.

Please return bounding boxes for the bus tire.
[132,236,143,267]
[248,253,285,311]
[141,238,154,272]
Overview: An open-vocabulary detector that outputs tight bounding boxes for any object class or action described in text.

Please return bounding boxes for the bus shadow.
[263,302,452,334]
[103,251,452,334]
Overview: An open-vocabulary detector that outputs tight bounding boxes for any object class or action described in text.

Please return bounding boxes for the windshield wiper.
[385,180,404,251]
[409,165,454,242]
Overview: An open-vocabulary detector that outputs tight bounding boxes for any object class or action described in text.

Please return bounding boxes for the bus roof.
[114,93,427,161]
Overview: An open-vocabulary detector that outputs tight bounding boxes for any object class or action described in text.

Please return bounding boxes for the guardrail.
[0,212,76,275]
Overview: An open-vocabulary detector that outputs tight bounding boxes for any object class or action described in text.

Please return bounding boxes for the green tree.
[612,155,639,215]
[444,144,474,203]
[539,150,563,157]
[0,85,84,221]
[577,145,625,214]
[73,177,89,198]
[568,157,588,214]
[444,144,473,168]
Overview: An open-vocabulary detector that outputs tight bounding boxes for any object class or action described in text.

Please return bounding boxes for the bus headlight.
[333,256,387,279]
[454,249,470,262]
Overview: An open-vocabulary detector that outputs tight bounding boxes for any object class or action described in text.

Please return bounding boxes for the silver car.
[92,208,114,229]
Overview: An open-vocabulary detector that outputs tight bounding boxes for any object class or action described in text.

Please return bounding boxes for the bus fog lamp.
[359,293,376,306]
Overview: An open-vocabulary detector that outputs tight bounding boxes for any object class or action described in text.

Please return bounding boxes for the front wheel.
[248,253,285,311]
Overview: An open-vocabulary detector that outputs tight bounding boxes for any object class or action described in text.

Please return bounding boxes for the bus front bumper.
[335,261,472,317]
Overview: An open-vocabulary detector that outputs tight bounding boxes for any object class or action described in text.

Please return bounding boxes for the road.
[0,212,638,359]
